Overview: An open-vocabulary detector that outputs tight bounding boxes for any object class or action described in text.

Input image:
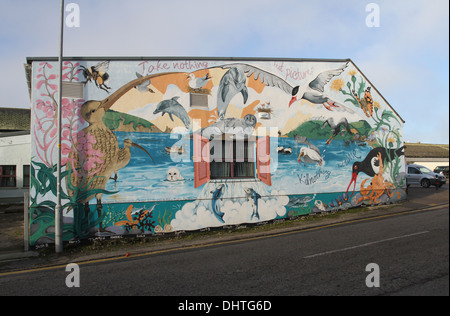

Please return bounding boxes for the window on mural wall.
[210,138,256,179]
[0,165,16,188]
[194,134,271,187]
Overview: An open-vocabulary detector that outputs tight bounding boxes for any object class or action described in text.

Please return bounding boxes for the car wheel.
[421,179,431,188]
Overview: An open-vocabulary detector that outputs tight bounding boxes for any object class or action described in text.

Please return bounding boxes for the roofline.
[348,60,405,124]
[0,107,31,111]
[26,56,351,64]
[25,56,404,123]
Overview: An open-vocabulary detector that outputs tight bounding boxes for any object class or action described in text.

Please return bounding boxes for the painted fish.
[211,184,225,223]
[244,187,262,220]
[288,194,316,208]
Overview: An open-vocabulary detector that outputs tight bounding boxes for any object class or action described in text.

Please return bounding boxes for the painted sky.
[0,0,448,144]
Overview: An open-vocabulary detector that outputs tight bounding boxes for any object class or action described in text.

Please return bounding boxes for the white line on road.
[304,231,430,259]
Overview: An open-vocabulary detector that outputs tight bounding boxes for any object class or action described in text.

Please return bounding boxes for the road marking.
[304,231,430,259]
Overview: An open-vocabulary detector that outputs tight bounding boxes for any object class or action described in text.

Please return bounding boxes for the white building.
[0,132,31,199]
[405,142,449,171]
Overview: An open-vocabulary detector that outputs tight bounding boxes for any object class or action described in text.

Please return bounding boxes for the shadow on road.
[407,183,449,202]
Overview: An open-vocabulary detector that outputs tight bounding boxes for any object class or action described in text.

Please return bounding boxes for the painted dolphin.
[217,67,248,119]
[211,184,225,223]
[244,187,262,220]
[153,96,191,129]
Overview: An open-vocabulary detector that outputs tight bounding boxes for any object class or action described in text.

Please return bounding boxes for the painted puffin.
[345,146,404,200]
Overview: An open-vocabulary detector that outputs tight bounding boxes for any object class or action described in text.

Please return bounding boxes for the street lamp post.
[55,0,65,253]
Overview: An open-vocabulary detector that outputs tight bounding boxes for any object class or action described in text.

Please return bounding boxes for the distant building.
[405,142,449,170]
[0,108,31,199]
[0,107,30,132]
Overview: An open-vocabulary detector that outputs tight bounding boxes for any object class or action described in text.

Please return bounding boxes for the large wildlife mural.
[28,58,406,246]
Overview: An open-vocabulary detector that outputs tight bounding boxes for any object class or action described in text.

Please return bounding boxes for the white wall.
[406,159,449,171]
[0,134,31,198]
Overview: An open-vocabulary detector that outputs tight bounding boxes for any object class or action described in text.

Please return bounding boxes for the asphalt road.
[0,204,448,297]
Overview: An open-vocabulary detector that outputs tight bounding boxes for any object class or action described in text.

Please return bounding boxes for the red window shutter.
[194,133,210,188]
[257,136,271,186]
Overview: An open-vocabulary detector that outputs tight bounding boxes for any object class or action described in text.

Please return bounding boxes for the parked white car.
[406,164,446,188]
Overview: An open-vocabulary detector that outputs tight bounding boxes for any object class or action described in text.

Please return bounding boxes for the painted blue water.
[273,137,372,195]
[103,132,372,203]
[104,132,194,202]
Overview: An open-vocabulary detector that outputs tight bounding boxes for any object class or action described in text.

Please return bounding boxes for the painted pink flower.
[84,146,99,157]
[36,100,56,118]
[60,129,104,175]
[50,128,57,138]
[70,131,79,145]
[76,130,85,139]
[76,142,86,152]
[61,98,75,118]
[61,157,69,166]
[61,143,72,156]
[46,110,55,119]
[36,100,45,110]
[83,158,97,171]
[62,129,70,140]
[85,133,96,145]
[35,119,44,132]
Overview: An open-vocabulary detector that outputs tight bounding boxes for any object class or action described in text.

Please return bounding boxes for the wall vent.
[62,81,84,99]
[190,93,208,107]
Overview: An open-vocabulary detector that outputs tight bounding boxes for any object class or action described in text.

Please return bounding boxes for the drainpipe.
[55,0,65,253]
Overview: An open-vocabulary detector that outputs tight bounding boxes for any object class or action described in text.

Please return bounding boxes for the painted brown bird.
[66,73,164,231]
[111,139,154,182]
[67,100,120,231]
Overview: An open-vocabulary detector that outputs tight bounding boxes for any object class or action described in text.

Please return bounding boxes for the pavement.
[0,184,448,273]
[0,197,24,207]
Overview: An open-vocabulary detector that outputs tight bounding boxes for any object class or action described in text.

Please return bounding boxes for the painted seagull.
[213,63,355,115]
[135,72,155,93]
[188,73,211,91]
[346,146,405,199]
[289,62,355,113]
